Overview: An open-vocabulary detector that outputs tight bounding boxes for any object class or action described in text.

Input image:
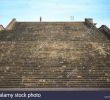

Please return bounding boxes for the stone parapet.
[99,25,110,39]
[0,25,4,31]
[99,25,110,33]
[6,18,16,30]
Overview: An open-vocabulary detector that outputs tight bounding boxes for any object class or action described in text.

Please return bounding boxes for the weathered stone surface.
[0,19,110,88]
[0,25,4,31]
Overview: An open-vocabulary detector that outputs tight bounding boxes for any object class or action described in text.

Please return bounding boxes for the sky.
[0,0,110,28]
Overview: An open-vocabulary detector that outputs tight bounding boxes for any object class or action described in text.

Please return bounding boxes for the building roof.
[0,18,110,88]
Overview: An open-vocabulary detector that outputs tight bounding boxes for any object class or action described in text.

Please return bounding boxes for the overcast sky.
[0,0,110,28]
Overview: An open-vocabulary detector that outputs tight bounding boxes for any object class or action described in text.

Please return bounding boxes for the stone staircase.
[0,19,110,88]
